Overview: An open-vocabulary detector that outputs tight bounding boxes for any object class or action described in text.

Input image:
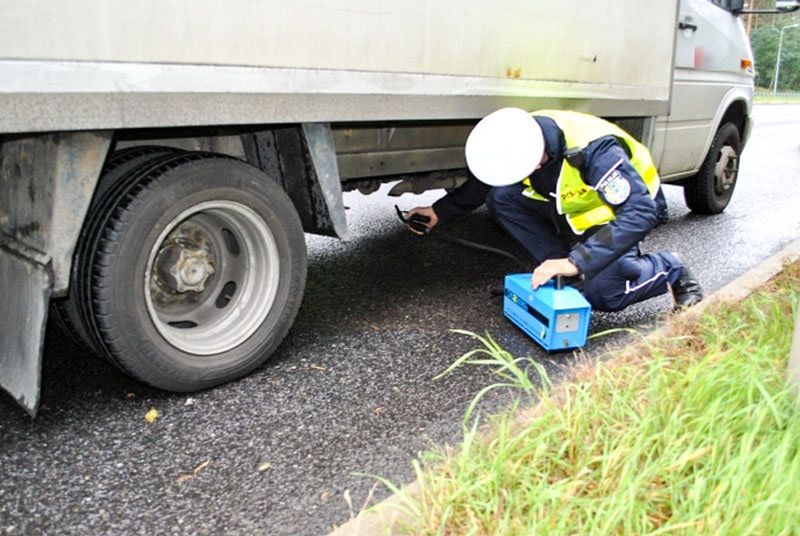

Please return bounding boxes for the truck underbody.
[0,105,733,415]
[2,0,757,415]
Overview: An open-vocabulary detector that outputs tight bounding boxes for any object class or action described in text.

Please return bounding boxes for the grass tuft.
[393,261,800,534]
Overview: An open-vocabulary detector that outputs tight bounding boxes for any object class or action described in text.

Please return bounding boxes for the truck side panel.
[2,0,676,87]
[0,0,678,133]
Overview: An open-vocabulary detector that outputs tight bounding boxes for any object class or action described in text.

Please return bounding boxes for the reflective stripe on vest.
[524,110,660,235]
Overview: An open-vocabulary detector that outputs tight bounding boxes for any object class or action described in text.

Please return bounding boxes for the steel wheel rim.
[714,145,738,194]
[144,201,280,355]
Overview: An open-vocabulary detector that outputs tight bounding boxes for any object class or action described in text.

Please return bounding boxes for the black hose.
[395,205,529,271]
[431,231,530,272]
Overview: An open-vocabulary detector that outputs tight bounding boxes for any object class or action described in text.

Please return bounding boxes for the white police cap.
[465,107,545,187]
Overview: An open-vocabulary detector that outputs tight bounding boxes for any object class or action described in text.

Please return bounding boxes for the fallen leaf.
[373,407,385,417]
[320,491,331,501]
[144,408,160,424]
[310,364,327,372]
[126,393,136,399]
[371,325,380,331]
[258,462,272,473]
[193,460,211,475]
[177,474,193,482]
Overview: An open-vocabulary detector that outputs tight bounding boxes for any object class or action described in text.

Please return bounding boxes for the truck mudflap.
[0,237,51,416]
[0,131,111,416]
[242,123,349,240]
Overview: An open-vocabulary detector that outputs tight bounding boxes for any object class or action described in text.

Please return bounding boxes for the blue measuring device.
[503,273,591,351]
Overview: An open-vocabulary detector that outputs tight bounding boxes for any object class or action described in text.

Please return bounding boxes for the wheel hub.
[714,145,738,193]
[145,201,280,356]
[154,231,216,294]
[171,248,215,292]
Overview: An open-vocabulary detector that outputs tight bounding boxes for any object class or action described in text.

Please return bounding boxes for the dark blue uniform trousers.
[485,186,684,312]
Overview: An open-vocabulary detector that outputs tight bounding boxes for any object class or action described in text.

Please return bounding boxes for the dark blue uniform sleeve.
[567,137,658,279]
[432,170,491,223]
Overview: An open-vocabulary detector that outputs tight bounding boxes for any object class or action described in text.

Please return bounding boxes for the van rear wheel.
[683,122,741,214]
[87,153,307,392]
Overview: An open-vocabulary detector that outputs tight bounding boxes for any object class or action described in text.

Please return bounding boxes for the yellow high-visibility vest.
[522,110,660,235]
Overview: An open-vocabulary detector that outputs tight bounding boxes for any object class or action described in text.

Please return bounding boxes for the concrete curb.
[329,238,800,536]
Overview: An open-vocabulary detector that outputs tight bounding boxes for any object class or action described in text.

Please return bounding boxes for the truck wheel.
[87,152,307,391]
[683,122,741,214]
[51,146,181,354]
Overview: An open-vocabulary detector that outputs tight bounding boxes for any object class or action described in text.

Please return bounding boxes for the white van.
[656,0,758,213]
[0,0,796,413]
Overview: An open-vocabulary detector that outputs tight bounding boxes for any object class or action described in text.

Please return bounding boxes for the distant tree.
[751,17,800,91]
[752,27,780,88]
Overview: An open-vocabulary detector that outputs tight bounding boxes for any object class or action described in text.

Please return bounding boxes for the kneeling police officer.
[407,108,703,312]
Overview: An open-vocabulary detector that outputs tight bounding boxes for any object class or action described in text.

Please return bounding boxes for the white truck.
[1,0,796,414]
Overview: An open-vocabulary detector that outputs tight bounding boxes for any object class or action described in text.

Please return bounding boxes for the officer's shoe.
[670,265,704,311]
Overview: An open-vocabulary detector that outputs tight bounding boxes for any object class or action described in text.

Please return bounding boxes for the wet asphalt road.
[1,105,799,535]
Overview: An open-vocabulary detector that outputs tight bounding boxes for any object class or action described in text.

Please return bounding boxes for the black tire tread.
[51,145,183,355]
[684,122,741,214]
[78,152,200,366]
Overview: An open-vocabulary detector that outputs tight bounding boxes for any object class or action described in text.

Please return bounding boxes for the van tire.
[683,122,740,214]
[51,146,182,355]
[87,152,307,392]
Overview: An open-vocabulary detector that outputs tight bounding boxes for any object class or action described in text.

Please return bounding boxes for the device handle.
[555,275,564,290]
[394,205,431,234]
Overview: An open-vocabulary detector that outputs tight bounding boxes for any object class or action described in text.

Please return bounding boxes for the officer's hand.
[406,206,439,235]
[531,258,579,289]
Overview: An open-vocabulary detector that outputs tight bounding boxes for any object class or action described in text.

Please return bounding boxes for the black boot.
[671,264,703,311]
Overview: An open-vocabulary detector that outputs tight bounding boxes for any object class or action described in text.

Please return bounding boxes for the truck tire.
[51,145,182,354]
[683,122,741,214]
[86,152,307,391]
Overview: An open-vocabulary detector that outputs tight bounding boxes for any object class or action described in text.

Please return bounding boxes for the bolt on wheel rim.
[144,201,280,355]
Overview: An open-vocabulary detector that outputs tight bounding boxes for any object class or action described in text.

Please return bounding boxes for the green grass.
[389,263,800,535]
[754,92,800,104]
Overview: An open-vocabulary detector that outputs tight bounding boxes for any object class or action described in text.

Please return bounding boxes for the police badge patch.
[597,169,630,206]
